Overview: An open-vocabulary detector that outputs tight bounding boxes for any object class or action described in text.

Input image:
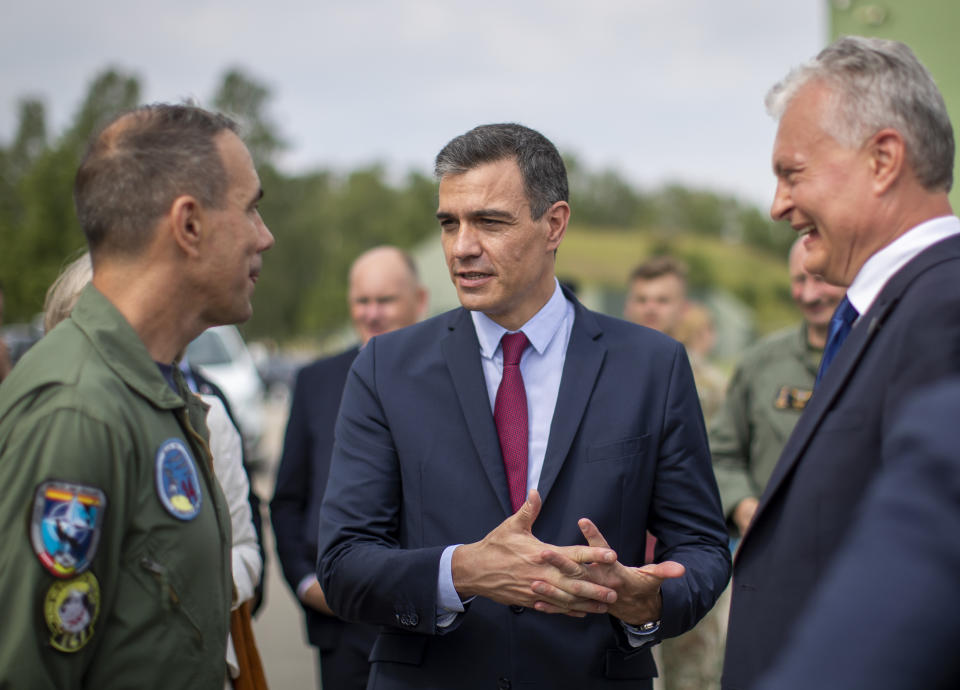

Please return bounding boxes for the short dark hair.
[74,104,239,255]
[434,123,568,220]
[629,255,689,286]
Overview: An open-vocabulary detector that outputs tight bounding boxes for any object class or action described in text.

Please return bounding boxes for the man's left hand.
[531,518,685,626]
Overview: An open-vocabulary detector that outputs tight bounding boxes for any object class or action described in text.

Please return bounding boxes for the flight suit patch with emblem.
[154,438,202,520]
[30,481,106,578]
[44,571,101,653]
[774,386,813,411]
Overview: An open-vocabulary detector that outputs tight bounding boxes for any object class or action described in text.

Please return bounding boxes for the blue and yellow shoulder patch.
[30,481,106,578]
[154,438,202,520]
[44,571,100,653]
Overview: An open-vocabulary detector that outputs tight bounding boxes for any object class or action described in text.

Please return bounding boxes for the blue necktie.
[815,296,859,388]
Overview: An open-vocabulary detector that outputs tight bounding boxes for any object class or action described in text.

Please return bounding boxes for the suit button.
[498,678,511,690]
[509,605,525,614]
[395,612,420,628]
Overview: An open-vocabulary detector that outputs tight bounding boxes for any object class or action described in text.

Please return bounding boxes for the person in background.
[623,255,688,338]
[272,245,427,690]
[624,255,727,690]
[0,103,274,688]
[710,237,845,538]
[624,256,725,424]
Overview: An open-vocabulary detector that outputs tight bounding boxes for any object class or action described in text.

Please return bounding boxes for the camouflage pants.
[657,585,730,690]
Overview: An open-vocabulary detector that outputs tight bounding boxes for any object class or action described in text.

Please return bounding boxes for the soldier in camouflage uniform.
[711,239,845,537]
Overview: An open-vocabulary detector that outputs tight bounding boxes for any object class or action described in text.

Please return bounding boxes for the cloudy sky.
[1,1,826,209]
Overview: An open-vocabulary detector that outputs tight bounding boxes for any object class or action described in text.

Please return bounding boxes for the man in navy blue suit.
[756,378,960,690]
[723,36,960,689]
[317,123,730,689]
[271,246,427,689]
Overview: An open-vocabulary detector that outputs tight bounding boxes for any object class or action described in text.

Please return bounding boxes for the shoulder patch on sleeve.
[155,438,203,520]
[31,481,107,578]
[44,571,101,653]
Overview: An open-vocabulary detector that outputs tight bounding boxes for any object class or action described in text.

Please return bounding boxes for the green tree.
[212,68,285,166]
[0,69,140,322]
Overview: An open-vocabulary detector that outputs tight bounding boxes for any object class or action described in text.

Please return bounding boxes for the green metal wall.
[830,0,960,207]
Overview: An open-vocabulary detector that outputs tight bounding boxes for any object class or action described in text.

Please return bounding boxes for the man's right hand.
[451,490,619,617]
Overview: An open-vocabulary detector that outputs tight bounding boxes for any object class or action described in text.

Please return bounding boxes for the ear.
[867,128,905,195]
[169,195,204,257]
[543,200,570,251]
[415,285,428,318]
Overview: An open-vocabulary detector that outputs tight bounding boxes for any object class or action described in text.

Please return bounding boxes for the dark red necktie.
[494,332,530,512]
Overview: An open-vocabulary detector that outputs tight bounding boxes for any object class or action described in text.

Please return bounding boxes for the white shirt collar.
[472,280,567,359]
[847,215,960,316]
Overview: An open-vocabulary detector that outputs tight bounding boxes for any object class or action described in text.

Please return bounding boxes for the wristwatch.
[626,619,661,635]
[639,619,660,634]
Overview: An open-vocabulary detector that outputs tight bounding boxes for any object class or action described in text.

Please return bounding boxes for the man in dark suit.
[272,246,427,689]
[752,378,960,690]
[317,123,730,689]
[722,36,960,689]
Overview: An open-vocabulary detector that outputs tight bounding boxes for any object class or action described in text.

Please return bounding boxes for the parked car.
[186,325,266,462]
[1,317,44,368]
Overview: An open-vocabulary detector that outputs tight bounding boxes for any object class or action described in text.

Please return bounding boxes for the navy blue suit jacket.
[318,293,730,690]
[723,234,960,689]
[272,347,363,649]
[755,378,960,690]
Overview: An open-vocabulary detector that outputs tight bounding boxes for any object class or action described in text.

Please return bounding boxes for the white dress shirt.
[846,215,960,317]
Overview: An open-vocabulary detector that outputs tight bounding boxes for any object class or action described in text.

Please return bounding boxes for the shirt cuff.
[436,544,468,628]
[621,619,662,648]
[296,574,317,600]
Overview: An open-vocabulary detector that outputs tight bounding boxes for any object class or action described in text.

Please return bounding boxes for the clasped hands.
[451,490,684,625]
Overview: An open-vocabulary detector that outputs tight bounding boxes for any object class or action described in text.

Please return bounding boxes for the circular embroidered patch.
[30,481,106,579]
[154,438,203,520]
[44,571,100,653]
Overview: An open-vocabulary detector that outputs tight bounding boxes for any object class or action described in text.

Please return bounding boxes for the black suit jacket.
[318,293,730,690]
[755,378,960,690]
[723,234,960,689]
[271,347,364,649]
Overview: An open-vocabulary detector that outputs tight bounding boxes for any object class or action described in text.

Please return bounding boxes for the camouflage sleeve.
[708,363,756,524]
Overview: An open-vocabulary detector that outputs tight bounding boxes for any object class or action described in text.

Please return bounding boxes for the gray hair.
[765,35,954,192]
[74,104,239,256]
[434,123,568,220]
[43,252,93,333]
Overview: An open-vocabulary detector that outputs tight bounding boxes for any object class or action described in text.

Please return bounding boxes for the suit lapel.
[538,301,606,503]
[742,234,960,556]
[441,309,514,515]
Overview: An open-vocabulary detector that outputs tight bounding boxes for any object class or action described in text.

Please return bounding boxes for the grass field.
[556,225,798,336]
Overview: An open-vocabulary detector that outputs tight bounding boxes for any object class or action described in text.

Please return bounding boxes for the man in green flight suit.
[0,104,274,688]
[711,238,845,537]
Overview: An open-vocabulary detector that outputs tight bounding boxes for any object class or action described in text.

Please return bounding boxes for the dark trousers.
[318,622,377,690]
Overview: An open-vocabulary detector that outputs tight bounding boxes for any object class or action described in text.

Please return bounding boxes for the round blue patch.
[154,438,202,520]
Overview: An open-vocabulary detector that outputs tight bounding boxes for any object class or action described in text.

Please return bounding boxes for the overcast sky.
[1,1,826,209]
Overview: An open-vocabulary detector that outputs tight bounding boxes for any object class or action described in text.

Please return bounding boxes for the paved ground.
[250,394,319,688]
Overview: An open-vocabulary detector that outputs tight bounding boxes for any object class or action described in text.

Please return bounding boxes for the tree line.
[0,67,790,341]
